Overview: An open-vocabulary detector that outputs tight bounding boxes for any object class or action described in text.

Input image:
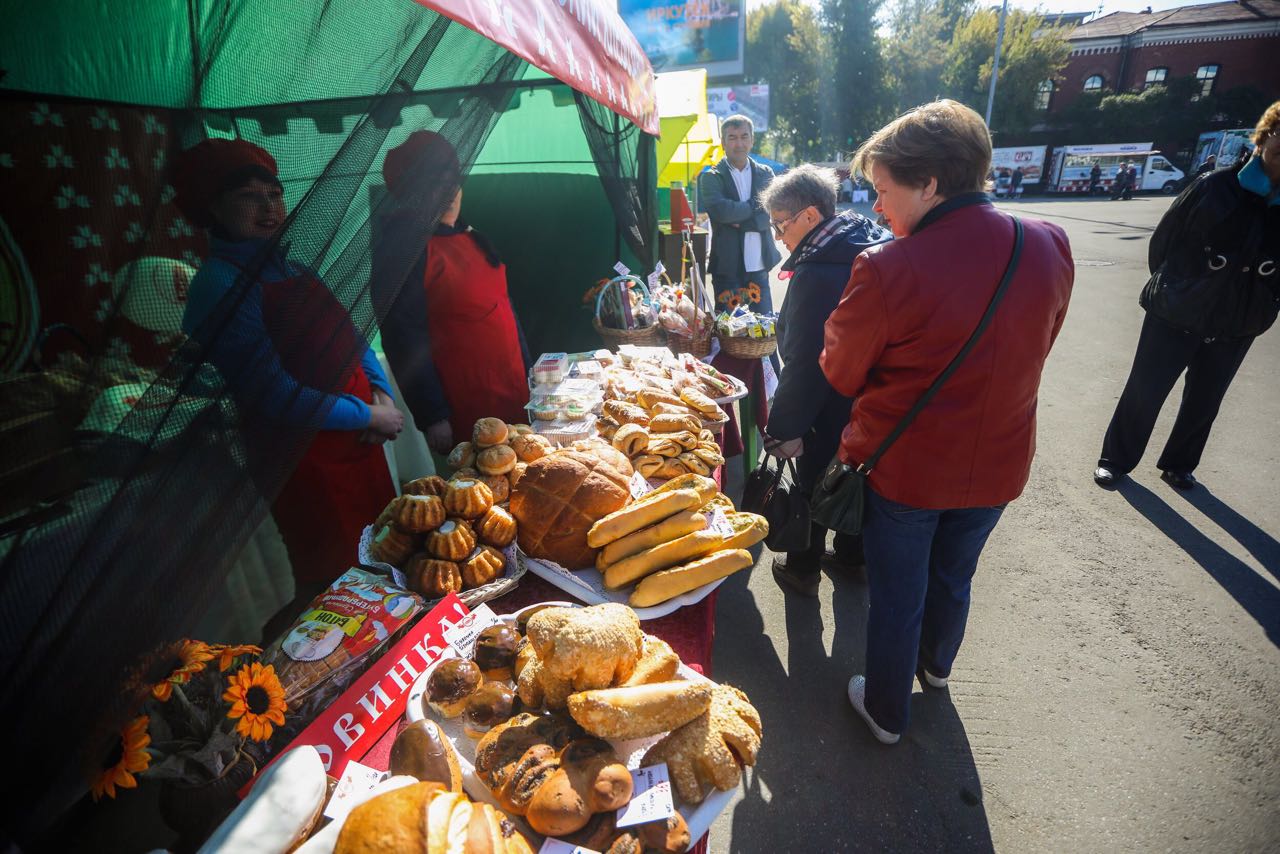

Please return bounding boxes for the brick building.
[1040,1,1280,119]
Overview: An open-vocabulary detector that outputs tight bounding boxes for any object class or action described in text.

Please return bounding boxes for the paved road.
[708,196,1280,852]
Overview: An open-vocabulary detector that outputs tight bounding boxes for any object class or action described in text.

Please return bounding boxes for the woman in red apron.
[175,139,402,618]
[375,131,529,454]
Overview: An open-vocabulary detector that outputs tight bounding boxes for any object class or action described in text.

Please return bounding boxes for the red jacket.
[820,196,1073,509]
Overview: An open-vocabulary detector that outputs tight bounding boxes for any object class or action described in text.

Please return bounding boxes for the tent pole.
[613,111,622,264]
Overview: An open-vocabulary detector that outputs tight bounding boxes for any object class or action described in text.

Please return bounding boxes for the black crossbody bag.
[811,218,1024,536]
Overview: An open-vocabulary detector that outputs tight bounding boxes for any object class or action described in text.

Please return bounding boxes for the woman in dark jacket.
[1095,101,1280,490]
[759,165,891,596]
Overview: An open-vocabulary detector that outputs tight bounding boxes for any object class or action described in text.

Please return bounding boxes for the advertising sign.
[618,0,745,77]
[707,84,769,132]
[991,145,1047,185]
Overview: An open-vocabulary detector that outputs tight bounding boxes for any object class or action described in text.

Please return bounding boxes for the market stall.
[0,0,706,846]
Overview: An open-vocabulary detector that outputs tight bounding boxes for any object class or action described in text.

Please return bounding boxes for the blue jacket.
[766,211,891,489]
[182,236,391,431]
[699,157,783,276]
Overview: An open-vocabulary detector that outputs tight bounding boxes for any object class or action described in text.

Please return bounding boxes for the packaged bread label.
[615,763,676,828]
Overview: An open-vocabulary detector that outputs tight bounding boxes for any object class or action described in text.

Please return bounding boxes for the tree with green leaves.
[745,0,828,162]
[822,0,890,155]
[942,8,1071,138]
[883,0,952,114]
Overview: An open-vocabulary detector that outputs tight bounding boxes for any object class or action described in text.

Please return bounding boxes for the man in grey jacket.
[699,116,782,312]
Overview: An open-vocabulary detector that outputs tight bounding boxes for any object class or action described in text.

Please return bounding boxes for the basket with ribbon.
[592,274,664,347]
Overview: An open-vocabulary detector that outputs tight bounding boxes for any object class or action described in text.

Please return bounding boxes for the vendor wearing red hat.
[176,138,402,609]
[374,130,529,454]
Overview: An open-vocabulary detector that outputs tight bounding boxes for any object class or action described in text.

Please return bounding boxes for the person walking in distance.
[1090,161,1103,195]
[1111,161,1133,200]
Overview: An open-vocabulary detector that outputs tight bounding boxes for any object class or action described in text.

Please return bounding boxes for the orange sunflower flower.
[746,283,762,304]
[211,643,263,672]
[223,663,288,742]
[151,640,217,702]
[91,716,151,801]
[725,294,742,311]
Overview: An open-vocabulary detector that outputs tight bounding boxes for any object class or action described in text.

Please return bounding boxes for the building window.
[1195,64,1219,98]
[1035,80,1055,111]
[1083,75,1104,92]
[1144,67,1168,89]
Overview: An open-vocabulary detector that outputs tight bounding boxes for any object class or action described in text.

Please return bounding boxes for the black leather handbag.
[741,454,812,553]
[812,218,1025,536]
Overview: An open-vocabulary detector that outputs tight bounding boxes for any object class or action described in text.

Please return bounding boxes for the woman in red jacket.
[820,101,1074,743]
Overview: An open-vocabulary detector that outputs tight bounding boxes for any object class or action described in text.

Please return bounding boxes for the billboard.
[707,84,769,132]
[991,145,1047,185]
[618,0,745,77]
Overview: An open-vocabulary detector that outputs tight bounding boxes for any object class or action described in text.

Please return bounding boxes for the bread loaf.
[509,451,629,568]
[334,782,535,854]
[603,399,650,426]
[620,636,681,686]
[388,720,463,791]
[597,510,707,567]
[567,681,714,739]
[649,414,701,434]
[602,517,759,590]
[611,423,649,456]
[526,738,633,837]
[586,488,703,547]
[630,548,753,608]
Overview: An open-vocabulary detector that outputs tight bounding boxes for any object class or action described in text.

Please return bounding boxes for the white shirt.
[728,161,764,272]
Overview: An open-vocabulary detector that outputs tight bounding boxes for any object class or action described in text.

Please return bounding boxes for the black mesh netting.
[0,1,654,843]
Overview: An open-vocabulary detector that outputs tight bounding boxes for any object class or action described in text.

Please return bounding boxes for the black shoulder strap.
[859,216,1024,474]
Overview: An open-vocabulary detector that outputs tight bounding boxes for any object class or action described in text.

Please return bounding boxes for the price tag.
[613,261,631,277]
[629,469,653,499]
[646,261,666,290]
[615,763,676,828]
[323,760,389,821]
[706,506,734,539]
[761,355,779,399]
[539,840,600,854]
[441,603,501,658]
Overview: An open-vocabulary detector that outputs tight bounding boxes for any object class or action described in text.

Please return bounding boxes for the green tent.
[0,0,657,840]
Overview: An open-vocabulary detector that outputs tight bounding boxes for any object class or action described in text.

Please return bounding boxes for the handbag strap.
[859,217,1024,475]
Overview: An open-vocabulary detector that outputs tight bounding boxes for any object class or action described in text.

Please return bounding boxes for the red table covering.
[710,352,769,459]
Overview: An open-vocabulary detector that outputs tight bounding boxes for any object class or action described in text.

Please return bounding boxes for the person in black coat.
[1095,101,1280,490]
[758,164,892,596]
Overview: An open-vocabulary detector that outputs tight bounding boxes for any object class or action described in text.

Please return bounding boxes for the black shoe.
[1160,470,1197,490]
[1093,466,1120,487]
[772,557,820,597]
[820,550,866,578]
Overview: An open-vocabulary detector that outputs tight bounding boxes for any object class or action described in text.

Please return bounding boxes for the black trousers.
[788,442,863,568]
[1099,313,1254,475]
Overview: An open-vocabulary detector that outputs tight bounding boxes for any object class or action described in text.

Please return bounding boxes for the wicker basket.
[594,275,664,348]
[717,333,778,359]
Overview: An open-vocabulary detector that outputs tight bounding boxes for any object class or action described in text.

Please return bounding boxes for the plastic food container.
[532,352,568,385]
[532,415,597,445]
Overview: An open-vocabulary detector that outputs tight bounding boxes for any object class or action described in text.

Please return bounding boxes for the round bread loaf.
[509,451,629,569]
[472,417,509,448]
[477,444,517,475]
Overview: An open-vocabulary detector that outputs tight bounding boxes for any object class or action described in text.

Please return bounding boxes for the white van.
[1048,143,1185,195]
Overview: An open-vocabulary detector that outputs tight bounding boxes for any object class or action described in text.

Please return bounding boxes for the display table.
[710,351,769,478]
[359,575,718,852]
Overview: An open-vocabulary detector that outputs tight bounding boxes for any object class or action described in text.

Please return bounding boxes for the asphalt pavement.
[707,195,1280,852]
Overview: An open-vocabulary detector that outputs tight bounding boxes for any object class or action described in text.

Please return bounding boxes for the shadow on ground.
[714,463,993,851]
[1117,479,1280,646]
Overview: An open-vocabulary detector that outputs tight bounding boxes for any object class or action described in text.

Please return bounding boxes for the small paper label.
[613,261,631,276]
[539,840,600,854]
[761,355,779,399]
[615,763,676,828]
[441,603,501,658]
[647,261,667,289]
[630,469,653,499]
[706,506,734,539]
[324,760,389,821]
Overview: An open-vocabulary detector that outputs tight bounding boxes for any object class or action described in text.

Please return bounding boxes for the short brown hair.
[851,100,992,197]
[1253,100,1280,146]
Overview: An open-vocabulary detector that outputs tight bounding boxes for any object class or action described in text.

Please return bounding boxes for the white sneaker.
[922,669,948,689]
[846,675,900,745]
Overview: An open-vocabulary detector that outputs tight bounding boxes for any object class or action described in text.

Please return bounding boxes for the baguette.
[635,474,719,506]
[586,489,703,547]
[567,681,714,739]
[679,387,721,417]
[630,549,754,607]
[599,509,765,589]
[597,510,707,567]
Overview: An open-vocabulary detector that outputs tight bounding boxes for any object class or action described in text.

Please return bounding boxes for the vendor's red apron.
[425,235,529,439]
[260,271,395,584]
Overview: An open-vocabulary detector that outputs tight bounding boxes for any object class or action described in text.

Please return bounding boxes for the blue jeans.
[713,269,773,314]
[861,487,1006,734]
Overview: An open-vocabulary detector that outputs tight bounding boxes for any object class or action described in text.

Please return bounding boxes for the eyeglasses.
[770,211,802,236]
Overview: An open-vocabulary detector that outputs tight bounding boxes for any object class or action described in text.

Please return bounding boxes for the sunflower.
[151,640,217,702]
[746,283,762,304]
[223,663,287,742]
[716,289,734,306]
[724,294,742,311]
[91,716,151,801]
[211,643,263,672]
